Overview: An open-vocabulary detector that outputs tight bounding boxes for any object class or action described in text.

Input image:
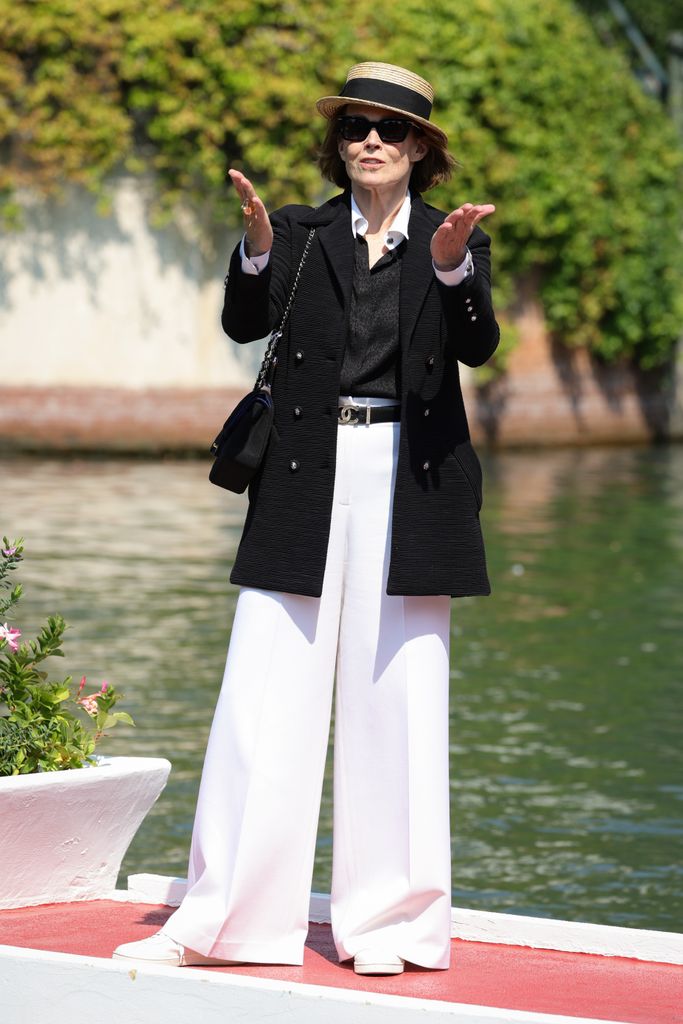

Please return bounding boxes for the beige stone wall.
[0,178,260,391]
[466,280,680,447]
[0,181,680,449]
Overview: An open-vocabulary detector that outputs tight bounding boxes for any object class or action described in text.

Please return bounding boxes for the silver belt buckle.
[339,402,366,425]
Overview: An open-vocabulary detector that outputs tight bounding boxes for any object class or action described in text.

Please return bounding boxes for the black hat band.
[340,78,433,122]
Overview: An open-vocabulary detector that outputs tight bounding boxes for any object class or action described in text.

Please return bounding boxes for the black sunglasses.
[336,115,423,143]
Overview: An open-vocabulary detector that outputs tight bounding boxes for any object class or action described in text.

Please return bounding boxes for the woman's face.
[337,103,428,194]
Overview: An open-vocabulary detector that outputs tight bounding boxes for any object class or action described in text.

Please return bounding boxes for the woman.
[114,61,498,976]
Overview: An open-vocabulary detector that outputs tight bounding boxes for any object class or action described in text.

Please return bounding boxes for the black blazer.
[222,191,499,598]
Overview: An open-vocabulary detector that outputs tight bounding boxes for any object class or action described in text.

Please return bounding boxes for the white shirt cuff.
[433,247,473,286]
[239,235,271,275]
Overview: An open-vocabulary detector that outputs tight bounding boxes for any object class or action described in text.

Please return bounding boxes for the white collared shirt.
[240,192,474,286]
[350,191,410,251]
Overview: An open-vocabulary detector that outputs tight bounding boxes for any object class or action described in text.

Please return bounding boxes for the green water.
[2,446,682,931]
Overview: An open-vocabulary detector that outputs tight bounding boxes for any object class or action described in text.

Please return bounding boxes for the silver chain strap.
[255,227,316,391]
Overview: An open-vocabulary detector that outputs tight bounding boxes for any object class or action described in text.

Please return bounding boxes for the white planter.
[0,755,171,910]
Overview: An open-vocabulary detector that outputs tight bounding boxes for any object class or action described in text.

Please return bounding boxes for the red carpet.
[1,900,682,1023]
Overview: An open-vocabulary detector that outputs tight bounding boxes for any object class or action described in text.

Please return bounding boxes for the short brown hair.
[316,116,456,193]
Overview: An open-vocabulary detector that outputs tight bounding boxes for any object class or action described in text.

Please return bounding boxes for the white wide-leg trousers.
[163,416,452,968]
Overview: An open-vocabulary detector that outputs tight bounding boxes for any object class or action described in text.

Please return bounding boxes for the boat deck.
[1,897,682,1024]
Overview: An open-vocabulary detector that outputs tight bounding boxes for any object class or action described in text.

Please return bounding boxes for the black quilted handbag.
[209,228,315,493]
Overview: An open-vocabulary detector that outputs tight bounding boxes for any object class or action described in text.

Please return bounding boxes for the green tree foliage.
[576,0,683,68]
[1,0,681,367]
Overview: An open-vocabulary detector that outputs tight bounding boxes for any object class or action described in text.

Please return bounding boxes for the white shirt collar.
[350,192,411,251]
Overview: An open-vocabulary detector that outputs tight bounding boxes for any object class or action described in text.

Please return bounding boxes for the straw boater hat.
[316,62,448,149]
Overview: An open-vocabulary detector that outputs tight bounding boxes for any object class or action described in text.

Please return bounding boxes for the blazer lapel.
[400,195,441,350]
[299,193,354,308]
[298,191,441,336]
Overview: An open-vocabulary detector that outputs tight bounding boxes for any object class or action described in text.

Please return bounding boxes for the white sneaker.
[112,930,244,967]
[353,948,405,976]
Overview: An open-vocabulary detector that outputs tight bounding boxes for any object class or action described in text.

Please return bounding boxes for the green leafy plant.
[0,538,134,777]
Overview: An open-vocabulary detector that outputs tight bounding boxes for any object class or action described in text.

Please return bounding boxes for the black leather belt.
[338,403,401,425]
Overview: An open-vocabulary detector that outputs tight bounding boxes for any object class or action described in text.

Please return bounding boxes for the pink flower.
[77,679,109,716]
[0,623,21,652]
[2,546,17,557]
[78,694,100,716]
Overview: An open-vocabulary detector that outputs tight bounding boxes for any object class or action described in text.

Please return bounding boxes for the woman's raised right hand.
[228,169,273,258]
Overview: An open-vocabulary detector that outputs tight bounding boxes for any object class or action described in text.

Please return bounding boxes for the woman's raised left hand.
[430,203,496,271]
